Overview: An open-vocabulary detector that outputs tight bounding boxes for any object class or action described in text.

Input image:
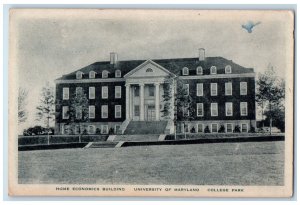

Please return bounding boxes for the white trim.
[196,66,203,75]
[241,123,248,133]
[62,106,69,119]
[76,71,83,79]
[115,105,122,118]
[211,103,218,116]
[197,123,204,133]
[240,102,248,116]
[101,125,109,134]
[225,65,232,74]
[182,67,189,75]
[211,123,219,133]
[102,70,109,78]
[89,87,95,99]
[62,87,69,100]
[225,82,232,96]
[226,123,233,133]
[196,103,204,117]
[55,78,125,84]
[124,59,176,78]
[101,105,108,119]
[89,105,95,119]
[102,86,108,99]
[115,70,121,78]
[179,72,255,80]
[89,71,96,79]
[210,83,218,96]
[210,66,217,74]
[115,86,121,98]
[240,82,248,95]
[225,102,233,116]
[196,83,203,96]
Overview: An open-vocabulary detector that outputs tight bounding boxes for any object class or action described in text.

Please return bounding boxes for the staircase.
[88,141,118,148]
[124,121,168,135]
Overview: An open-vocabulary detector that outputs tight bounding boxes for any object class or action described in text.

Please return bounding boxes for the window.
[115,125,121,133]
[89,87,95,99]
[76,71,83,79]
[225,65,232,74]
[76,87,83,96]
[197,124,204,133]
[134,105,140,116]
[210,83,218,96]
[89,71,96,79]
[63,87,69,100]
[225,82,232,96]
[197,103,204,117]
[115,86,121,98]
[240,82,247,95]
[211,103,218,116]
[75,125,80,134]
[182,67,189,75]
[101,105,108,118]
[197,66,203,75]
[210,66,217,74]
[149,85,154,97]
[76,106,82,119]
[115,105,121,118]
[240,102,248,116]
[184,84,189,95]
[88,125,95,134]
[102,70,108,78]
[241,123,248,133]
[134,87,139,97]
[102,86,108,99]
[102,125,108,134]
[211,123,218,133]
[226,123,233,133]
[226,102,233,116]
[197,83,203,96]
[62,106,69,119]
[115,70,121,77]
[146,68,153,72]
[89,105,95,119]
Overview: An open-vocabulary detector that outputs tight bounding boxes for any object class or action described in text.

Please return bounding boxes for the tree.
[36,82,55,133]
[18,87,28,123]
[66,87,90,135]
[162,77,195,139]
[256,65,285,134]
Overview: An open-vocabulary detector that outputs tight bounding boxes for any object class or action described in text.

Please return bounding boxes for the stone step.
[124,121,168,135]
[88,141,118,148]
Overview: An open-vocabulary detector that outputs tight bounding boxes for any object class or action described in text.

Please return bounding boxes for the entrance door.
[147,105,155,121]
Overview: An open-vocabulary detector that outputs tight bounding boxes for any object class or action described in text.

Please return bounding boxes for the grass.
[18,141,284,185]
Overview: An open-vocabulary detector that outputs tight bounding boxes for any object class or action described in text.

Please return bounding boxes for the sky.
[11,9,293,131]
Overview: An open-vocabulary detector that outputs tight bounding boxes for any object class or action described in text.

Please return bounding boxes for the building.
[55,49,256,135]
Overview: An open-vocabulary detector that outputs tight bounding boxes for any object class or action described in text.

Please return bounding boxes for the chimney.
[110,52,118,65]
[199,48,205,61]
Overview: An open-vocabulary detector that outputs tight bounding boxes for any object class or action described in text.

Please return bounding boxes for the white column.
[129,86,133,119]
[125,84,130,119]
[139,83,145,121]
[155,83,160,121]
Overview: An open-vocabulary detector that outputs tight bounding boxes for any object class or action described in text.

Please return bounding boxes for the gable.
[124,60,175,78]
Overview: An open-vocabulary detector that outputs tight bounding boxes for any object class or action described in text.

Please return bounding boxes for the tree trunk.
[184,122,187,139]
[269,103,272,135]
[262,101,264,132]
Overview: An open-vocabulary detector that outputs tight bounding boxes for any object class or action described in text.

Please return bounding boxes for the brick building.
[55,49,256,135]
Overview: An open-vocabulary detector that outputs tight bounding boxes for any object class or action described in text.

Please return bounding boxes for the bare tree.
[36,82,55,133]
[18,87,28,123]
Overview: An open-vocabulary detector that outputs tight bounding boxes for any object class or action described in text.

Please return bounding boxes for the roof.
[56,57,254,80]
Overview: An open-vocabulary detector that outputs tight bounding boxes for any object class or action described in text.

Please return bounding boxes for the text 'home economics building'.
[55,49,256,135]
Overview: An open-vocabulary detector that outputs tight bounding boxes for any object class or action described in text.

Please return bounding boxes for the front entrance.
[146,105,155,121]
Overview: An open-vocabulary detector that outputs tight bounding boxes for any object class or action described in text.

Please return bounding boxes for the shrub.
[96,128,101,134]
[204,125,210,133]
[248,126,256,133]
[218,125,225,133]
[190,126,196,133]
[233,125,241,133]
[109,128,115,134]
[82,129,88,135]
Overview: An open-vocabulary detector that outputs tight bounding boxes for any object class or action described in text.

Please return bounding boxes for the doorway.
[147,105,155,121]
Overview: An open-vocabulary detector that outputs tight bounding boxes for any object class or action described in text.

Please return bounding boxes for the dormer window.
[146,68,153,72]
[102,70,109,78]
[76,71,83,79]
[225,65,232,74]
[210,66,217,74]
[196,66,203,75]
[89,71,96,79]
[182,67,189,76]
[115,69,121,78]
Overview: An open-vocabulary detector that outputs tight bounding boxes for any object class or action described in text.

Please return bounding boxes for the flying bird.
[242,21,261,33]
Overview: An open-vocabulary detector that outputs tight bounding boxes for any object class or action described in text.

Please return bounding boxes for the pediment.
[124,60,175,78]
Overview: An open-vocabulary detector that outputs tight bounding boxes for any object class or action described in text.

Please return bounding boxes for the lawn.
[18,141,284,185]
